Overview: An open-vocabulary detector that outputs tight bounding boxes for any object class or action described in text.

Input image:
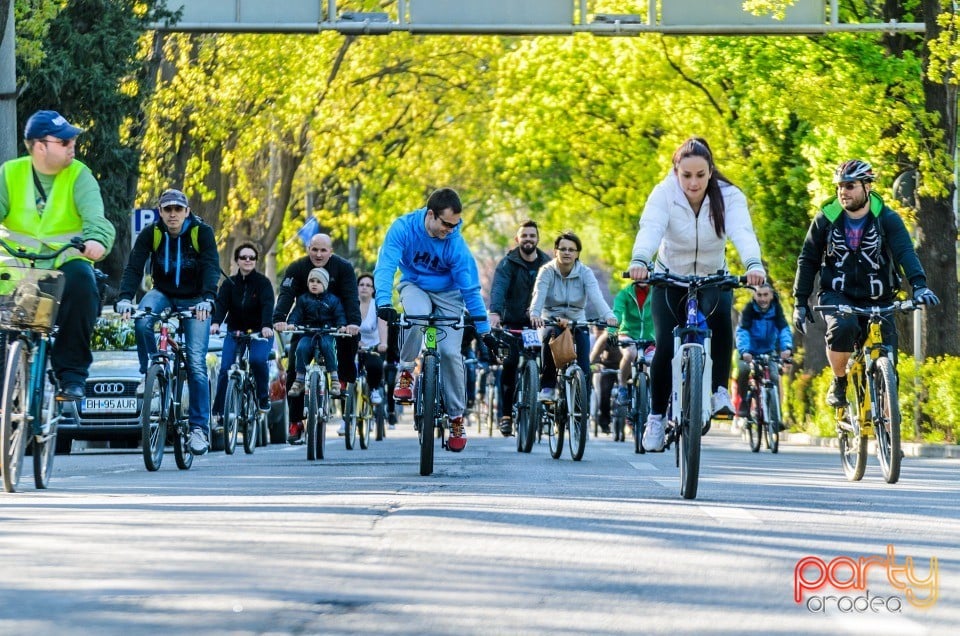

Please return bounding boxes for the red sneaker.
[287,421,304,444]
[394,369,414,403]
[447,415,467,452]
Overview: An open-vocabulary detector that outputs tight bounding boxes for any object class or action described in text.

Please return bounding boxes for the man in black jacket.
[116,188,221,455]
[792,159,939,408]
[488,220,550,436]
[273,233,360,443]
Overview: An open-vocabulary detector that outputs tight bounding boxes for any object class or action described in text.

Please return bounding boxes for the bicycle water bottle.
[686,299,707,345]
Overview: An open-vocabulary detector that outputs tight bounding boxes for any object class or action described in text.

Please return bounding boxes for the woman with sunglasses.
[211,243,276,426]
[529,231,618,403]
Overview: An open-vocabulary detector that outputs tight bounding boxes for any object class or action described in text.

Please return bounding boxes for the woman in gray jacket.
[530,231,618,403]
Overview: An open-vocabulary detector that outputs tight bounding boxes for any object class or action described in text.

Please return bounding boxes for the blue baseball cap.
[158,189,189,208]
[23,110,83,140]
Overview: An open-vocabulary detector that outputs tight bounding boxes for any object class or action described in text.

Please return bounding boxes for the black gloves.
[793,303,815,335]
[377,305,399,324]
[481,333,501,363]
[913,287,940,307]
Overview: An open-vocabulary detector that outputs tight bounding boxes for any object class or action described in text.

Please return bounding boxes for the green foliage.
[919,356,960,443]
[91,317,135,351]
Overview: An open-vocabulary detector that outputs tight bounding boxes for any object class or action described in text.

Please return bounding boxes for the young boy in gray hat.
[285,267,347,396]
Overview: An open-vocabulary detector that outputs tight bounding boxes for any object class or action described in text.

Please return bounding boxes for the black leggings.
[649,285,733,415]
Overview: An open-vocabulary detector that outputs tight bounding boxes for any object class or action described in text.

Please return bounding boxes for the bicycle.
[396,312,473,476]
[343,346,382,450]
[645,270,748,499]
[477,360,500,436]
[286,326,349,461]
[812,300,919,483]
[591,367,619,437]
[536,319,604,462]
[614,336,655,453]
[740,354,790,454]
[490,327,542,454]
[0,236,84,492]
[136,307,201,472]
[221,331,269,455]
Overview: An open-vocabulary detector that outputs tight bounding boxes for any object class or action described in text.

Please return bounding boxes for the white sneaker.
[642,414,666,452]
[370,388,383,405]
[711,387,734,417]
[337,419,346,436]
[136,379,145,395]
[537,388,557,403]
[188,429,209,455]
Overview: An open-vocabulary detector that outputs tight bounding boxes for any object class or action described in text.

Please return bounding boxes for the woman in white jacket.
[530,231,618,403]
[627,137,766,452]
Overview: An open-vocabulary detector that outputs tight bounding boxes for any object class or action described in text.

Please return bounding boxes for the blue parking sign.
[131,208,158,247]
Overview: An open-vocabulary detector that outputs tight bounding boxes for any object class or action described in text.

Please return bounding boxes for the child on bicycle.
[285,267,346,397]
[734,282,792,421]
[612,281,655,405]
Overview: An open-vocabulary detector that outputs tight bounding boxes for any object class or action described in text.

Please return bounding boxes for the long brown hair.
[672,137,734,238]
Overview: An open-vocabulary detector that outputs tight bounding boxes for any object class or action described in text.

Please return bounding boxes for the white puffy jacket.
[629,172,765,277]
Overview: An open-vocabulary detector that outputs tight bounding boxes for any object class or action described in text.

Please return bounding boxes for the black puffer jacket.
[212,270,275,332]
[489,247,550,327]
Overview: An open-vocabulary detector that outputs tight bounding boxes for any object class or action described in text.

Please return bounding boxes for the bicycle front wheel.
[223,377,241,455]
[172,378,193,470]
[140,365,167,472]
[306,372,324,461]
[418,358,438,476]
[679,348,704,500]
[242,381,259,454]
[516,361,539,454]
[873,357,901,484]
[344,382,358,450]
[568,367,588,461]
[747,392,761,453]
[633,374,650,455]
[358,383,373,450]
[2,339,30,493]
[763,386,780,454]
[548,399,565,460]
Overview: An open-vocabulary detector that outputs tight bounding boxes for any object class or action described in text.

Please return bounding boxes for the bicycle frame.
[615,336,654,453]
[813,300,917,483]
[288,326,346,461]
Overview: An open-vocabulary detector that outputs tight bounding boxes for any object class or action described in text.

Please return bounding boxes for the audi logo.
[92,382,125,395]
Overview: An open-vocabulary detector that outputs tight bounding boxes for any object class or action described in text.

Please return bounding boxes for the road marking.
[697,505,760,522]
[628,461,659,471]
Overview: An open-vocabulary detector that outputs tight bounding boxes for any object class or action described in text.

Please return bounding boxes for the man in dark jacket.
[488,220,550,436]
[116,188,221,455]
[735,283,792,417]
[273,233,360,443]
[792,159,939,408]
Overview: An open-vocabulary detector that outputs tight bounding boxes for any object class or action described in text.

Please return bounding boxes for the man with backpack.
[792,159,939,408]
[116,189,220,455]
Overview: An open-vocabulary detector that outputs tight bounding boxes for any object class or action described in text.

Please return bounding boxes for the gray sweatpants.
[397,283,466,417]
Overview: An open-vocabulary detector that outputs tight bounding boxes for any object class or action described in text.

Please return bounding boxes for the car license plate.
[83,397,138,413]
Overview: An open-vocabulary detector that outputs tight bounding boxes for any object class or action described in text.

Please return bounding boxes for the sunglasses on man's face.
[161,205,186,213]
[237,254,257,261]
[40,137,73,148]
[433,212,461,230]
[837,182,861,191]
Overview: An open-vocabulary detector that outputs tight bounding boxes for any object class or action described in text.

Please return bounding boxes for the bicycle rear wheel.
[747,392,761,453]
[568,367,588,461]
[516,361,539,453]
[2,339,30,493]
[679,348,704,500]
[358,381,373,450]
[763,386,780,454]
[374,401,386,441]
[140,365,167,472]
[873,357,901,484]
[34,373,61,489]
[418,358,438,476]
[223,377,241,455]
[344,382,358,450]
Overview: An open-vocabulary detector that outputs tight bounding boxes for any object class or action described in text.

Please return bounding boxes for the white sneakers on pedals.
[711,387,734,418]
[642,414,665,452]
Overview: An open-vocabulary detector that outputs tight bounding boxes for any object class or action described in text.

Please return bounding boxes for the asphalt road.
[1,416,958,635]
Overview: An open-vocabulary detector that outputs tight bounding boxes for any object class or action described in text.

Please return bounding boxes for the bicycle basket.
[0,265,66,332]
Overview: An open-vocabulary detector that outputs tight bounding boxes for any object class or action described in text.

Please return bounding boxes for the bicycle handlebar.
[812,300,920,316]
[397,313,483,329]
[285,326,355,336]
[0,235,86,263]
[131,307,198,321]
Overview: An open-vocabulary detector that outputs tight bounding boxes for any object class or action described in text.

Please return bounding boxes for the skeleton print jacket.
[793,191,926,306]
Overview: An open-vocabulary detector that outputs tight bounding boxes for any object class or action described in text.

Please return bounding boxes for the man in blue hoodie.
[373,187,490,452]
[735,283,792,419]
[116,189,220,455]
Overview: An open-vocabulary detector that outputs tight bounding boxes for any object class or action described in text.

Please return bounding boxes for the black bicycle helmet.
[833,159,875,184]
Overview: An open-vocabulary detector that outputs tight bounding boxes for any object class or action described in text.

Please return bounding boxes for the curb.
[714,422,960,459]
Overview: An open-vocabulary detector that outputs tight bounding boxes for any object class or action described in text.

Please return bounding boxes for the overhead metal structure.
[153,0,926,35]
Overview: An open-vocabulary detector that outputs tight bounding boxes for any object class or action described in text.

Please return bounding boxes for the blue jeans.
[295,334,337,377]
[212,332,271,414]
[134,289,212,433]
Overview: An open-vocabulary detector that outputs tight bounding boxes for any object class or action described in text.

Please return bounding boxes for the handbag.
[549,327,577,368]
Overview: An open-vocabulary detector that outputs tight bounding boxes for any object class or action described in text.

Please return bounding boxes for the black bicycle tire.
[172,374,193,470]
[549,387,565,460]
[747,391,761,453]
[242,379,259,454]
[568,366,588,461]
[679,348,704,500]
[223,377,241,455]
[33,368,59,489]
[874,357,901,484]
[517,360,539,453]
[419,357,438,476]
[358,378,373,450]
[764,385,780,454]
[634,372,649,454]
[2,339,29,492]
[141,365,167,472]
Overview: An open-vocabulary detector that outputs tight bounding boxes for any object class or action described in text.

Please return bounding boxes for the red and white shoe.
[447,415,467,452]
